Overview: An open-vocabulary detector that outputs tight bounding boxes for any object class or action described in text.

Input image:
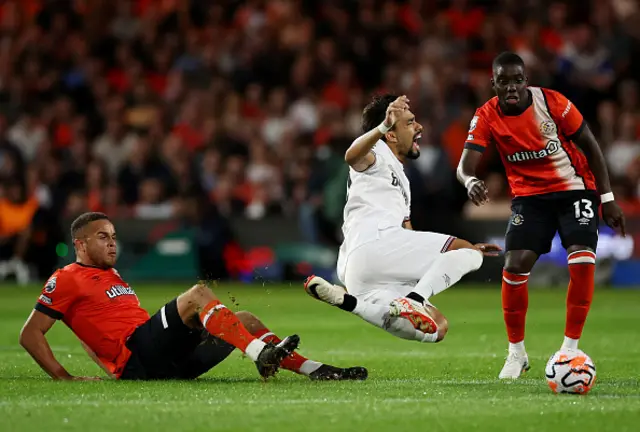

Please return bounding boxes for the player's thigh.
[556,190,599,251]
[173,335,236,379]
[346,228,455,287]
[505,196,558,256]
[122,299,203,380]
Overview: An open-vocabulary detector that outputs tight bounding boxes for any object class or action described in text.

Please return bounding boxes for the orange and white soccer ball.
[545,349,596,394]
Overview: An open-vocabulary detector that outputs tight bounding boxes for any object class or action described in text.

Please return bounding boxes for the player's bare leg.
[235,311,367,381]
[304,276,448,343]
[562,245,596,351]
[499,250,537,379]
[176,283,299,379]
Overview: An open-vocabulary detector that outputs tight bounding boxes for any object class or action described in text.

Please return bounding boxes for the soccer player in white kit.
[304,94,501,343]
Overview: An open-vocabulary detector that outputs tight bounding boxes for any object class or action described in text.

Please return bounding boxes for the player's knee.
[235,310,264,334]
[187,283,217,306]
[447,239,484,271]
[503,261,530,275]
[425,306,448,342]
[434,316,448,343]
[465,248,484,271]
[504,251,536,274]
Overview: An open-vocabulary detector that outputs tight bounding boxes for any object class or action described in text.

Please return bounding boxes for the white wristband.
[464,177,479,190]
[600,192,614,203]
[377,122,391,134]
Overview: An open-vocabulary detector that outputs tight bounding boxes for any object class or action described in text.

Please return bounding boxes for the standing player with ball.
[305,94,500,343]
[457,52,626,379]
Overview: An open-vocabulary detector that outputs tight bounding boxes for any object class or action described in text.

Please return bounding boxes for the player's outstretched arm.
[457,149,489,206]
[574,125,626,236]
[345,95,409,171]
[19,310,100,380]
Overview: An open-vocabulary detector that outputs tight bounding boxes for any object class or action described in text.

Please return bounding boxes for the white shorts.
[338,226,454,305]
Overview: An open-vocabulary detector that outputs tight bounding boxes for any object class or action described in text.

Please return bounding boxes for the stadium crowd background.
[1,0,640,280]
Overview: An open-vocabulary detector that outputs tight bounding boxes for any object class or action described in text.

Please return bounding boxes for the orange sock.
[253,328,322,375]
[199,300,265,361]
[565,251,596,341]
[502,270,529,344]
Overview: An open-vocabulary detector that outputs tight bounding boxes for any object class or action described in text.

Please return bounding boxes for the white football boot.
[498,351,530,379]
[304,275,347,306]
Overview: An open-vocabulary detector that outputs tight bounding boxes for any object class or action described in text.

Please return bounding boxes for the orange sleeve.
[463,108,492,153]
[35,272,78,320]
[544,89,585,140]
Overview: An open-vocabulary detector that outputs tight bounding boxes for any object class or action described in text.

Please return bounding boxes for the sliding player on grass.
[20,212,367,381]
[305,94,500,344]
[456,52,626,378]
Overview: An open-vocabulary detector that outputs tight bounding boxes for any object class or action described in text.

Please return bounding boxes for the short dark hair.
[362,94,398,134]
[492,52,525,71]
[71,212,110,239]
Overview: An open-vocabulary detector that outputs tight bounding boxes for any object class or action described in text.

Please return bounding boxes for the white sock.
[508,341,526,355]
[352,300,432,343]
[299,360,322,375]
[244,339,267,361]
[562,336,579,350]
[412,248,483,300]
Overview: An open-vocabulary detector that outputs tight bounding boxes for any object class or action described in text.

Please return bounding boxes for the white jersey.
[339,140,411,258]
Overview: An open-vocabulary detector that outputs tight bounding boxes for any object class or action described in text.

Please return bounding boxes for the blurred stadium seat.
[0,0,638,284]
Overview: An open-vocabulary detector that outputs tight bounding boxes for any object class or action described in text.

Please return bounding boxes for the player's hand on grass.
[602,201,626,237]
[474,243,502,257]
[384,95,410,128]
[466,179,489,206]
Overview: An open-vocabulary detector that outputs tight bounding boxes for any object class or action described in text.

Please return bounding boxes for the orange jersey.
[465,87,596,197]
[35,263,150,378]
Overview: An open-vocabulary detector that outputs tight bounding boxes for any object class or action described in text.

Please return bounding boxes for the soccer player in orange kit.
[457,52,625,379]
[20,212,367,381]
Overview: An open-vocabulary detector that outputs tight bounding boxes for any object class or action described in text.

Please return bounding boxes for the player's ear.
[490,78,495,88]
[386,130,397,143]
[72,237,84,253]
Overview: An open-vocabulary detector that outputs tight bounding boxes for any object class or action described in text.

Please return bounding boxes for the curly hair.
[361,94,398,134]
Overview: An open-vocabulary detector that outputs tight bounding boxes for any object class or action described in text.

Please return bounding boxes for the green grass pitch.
[0,283,639,431]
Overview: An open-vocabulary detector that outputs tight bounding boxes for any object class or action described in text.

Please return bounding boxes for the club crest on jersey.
[106,284,136,299]
[44,277,57,293]
[511,214,524,226]
[539,120,557,138]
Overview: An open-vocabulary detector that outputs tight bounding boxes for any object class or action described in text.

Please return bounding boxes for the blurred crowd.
[2,0,640,276]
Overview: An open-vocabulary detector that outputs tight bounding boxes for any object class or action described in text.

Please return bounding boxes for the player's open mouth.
[412,133,422,151]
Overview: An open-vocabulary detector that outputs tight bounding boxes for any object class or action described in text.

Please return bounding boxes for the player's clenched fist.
[383,95,410,129]
[466,178,489,206]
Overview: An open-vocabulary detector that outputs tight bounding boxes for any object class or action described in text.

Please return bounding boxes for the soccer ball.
[544,349,596,395]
